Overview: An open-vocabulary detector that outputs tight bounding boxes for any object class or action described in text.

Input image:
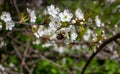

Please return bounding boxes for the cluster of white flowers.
[34,25,54,38]
[0,4,109,54]
[32,4,87,53]
[0,4,110,54]
[47,4,73,33]
[34,4,78,43]
[27,8,36,23]
[0,11,15,30]
[34,25,46,38]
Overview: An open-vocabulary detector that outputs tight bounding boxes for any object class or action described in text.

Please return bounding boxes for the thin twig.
[12,0,20,18]
[38,53,71,73]
[69,41,97,45]
[81,33,120,74]
[8,35,71,74]
[15,22,38,26]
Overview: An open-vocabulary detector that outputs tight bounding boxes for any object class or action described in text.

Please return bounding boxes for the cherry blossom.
[0,11,12,22]
[59,9,73,22]
[47,4,60,17]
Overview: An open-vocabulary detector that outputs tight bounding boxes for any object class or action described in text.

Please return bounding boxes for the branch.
[37,53,71,73]
[12,0,20,18]
[8,35,71,74]
[15,22,35,26]
[81,32,120,74]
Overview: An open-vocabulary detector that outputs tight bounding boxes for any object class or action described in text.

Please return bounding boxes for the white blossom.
[27,8,36,23]
[111,51,118,59]
[0,41,6,48]
[32,39,41,45]
[53,44,65,53]
[42,42,53,47]
[5,21,15,30]
[9,63,15,68]
[83,29,93,41]
[71,20,76,24]
[95,15,101,27]
[49,33,56,40]
[0,11,12,22]
[34,25,53,38]
[0,64,7,74]
[59,9,73,22]
[0,22,2,30]
[57,46,65,53]
[34,25,45,38]
[75,8,84,20]
[47,4,60,17]
[107,41,118,51]
[49,16,61,31]
[69,25,78,41]
[0,64,5,71]
[43,9,48,15]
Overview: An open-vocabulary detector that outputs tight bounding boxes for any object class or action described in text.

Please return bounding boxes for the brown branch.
[11,40,30,74]
[69,41,97,45]
[81,32,120,74]
[11,42,22,60]
[14,21,42,27]
[12,0,20,18]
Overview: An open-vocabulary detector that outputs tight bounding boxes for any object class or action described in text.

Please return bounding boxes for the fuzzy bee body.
[56,31,66,40]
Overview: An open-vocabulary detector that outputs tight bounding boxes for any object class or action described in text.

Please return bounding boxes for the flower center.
[64,15,67,19]
[55,21,58,24]
[4,15,7,18]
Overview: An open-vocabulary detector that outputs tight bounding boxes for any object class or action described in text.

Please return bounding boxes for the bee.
[56,31,66,40]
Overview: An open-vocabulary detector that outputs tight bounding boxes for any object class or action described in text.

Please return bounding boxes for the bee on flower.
[56,28,70,40]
